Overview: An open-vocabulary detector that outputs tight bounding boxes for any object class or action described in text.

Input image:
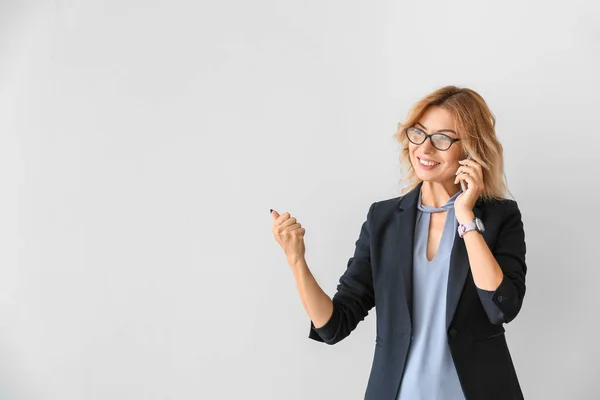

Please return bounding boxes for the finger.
[281,223,303,235]
[459,159,483,175]
[279,217,298,228]
[454,171,475,185]
[455,172,469,184]
[286,227,306,236]
[271,209,280,219]
[459,159,481,168]
[274,211,291,225]
[285,223,302,232]
[279,221,301,235]
[463,164,484,182]
[455,166,470,178]
[462,174,476,190]
[456,165,481,181]
[280,222,301,235]
[454,172,478,189]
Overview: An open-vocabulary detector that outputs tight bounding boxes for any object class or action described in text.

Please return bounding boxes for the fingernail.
[269,209,273,214]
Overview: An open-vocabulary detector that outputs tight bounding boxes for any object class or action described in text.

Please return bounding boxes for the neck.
[420,180,462,208]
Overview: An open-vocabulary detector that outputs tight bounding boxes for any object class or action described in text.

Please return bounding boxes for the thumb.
[270,209,280,219]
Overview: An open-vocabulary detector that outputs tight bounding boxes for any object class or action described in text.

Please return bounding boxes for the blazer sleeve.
[308,201,376,345]
[488,200,527,324]
[476,287,505,325]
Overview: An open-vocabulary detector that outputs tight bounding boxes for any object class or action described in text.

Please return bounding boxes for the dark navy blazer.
[309,182,527,400]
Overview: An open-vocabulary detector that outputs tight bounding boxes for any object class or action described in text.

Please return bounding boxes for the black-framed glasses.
[404,126,460,151]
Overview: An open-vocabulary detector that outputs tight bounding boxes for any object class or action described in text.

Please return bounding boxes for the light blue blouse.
[396,189,504,400]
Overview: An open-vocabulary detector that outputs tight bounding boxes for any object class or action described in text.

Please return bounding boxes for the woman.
[270,86,527,400]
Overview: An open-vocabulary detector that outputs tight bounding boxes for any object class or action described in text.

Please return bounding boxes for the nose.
[421,136,436,154]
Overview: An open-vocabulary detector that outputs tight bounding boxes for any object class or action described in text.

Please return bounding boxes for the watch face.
[475,218,485,232]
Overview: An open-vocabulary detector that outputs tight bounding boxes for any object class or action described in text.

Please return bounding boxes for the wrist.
[457,215,485,238]
[456,211,475,225]
[289,257,311,279]
[287,255,306,268]
[461,229,481,238]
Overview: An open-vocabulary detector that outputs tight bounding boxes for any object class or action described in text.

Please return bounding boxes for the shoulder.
[478,197,524,229]
[367,195,403,214]
[479,197,521,215]
[361,196,403,227]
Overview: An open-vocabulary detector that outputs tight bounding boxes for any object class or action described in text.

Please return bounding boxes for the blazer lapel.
[446,199,485,330]
[395,182,422,328]
[395,182,486,331]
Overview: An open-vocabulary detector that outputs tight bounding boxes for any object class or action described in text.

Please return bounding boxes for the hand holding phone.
[459,154,472,192]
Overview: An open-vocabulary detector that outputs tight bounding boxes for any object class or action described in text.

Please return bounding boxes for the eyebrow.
[415,122,457,135]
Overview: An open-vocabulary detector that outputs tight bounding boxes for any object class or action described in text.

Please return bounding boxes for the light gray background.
[1,1,599,399]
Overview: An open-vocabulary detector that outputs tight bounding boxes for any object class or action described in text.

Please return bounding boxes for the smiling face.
[408,106,464,185]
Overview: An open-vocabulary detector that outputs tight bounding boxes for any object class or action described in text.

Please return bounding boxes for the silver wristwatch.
[457,217,485,238]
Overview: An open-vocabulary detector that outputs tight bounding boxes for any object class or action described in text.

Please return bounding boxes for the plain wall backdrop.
[1,0,599,399]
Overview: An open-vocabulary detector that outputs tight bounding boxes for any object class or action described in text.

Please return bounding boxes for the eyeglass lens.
[406,127,453,150]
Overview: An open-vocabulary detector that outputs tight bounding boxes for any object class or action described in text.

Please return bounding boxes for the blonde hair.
[392,85,513,201]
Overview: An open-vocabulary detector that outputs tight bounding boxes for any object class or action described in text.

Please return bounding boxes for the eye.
[406,128,426,143]
[431,134,454,150]
[435,134,452,141]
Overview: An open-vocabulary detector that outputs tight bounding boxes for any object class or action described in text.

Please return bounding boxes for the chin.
[416,174,446,184]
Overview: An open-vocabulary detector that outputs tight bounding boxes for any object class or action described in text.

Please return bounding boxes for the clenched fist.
[271,209,306,263]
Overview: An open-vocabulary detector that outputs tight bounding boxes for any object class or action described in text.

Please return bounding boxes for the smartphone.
[459,154,472,192]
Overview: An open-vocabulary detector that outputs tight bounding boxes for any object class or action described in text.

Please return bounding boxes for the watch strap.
[458,219,480,238]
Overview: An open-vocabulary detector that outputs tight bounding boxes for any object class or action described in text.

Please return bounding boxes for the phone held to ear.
[459,154,472,192]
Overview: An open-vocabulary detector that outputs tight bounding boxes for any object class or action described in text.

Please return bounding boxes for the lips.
[417,157,440,165]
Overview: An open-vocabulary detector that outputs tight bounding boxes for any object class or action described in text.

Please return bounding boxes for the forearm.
[456,202,527,324]
[457,211,503,290]
[289,257,334,329]
[462,229,504,290]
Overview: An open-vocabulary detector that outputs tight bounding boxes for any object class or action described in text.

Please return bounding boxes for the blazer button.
[449,328,458,338]
[497,295,505,303]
